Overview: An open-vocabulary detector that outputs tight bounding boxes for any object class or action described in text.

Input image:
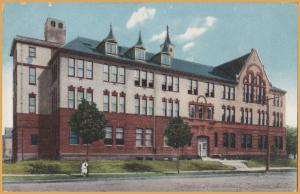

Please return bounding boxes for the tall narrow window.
[135,98,140,114]
[135,48,145,60]
[141,98,147,115]
[111,95,117,112]
[86,61,93,79]
[29,67,36,85]
[162,75,167,91]
[223,133,229,147]
[167,76,172,91]
[214,132,218,147]
[148,99,154,116]
[86,91,93,104]
[110,66,117,82]
[222,106,226,122]
[77,60,84,78]
[116,128,124,145]
[136,128,143,146]
[199,105,204,119]
[29,47,36,57]
[141,71,147,87]
[227,87,231,99]
[104,127,113,145]
[245,109,249,124]
[145,129,153,146]
[103,94,109,112]
[68,89,75,109]
[103,65,109,81]
[222,86,226,99]
[69,129,79,145]
[68,58,75,76]
[119,96,125,113]
[193,80,198,95]
[226,107,231,122]
[167,101,172,117]
[189,104,195,118]
[240,108,244,124]
[31,134,38,145]
[231,87,235,100]
[77,90,84,107]
[231,107,235,122]
[230,133,236,148]
[258,111,261,125]
[188,80,192,94]
[106,42,117,55]
[118,67,125,83]
[207,106,213,120]
[148,72,154,88]
[173,101,179,117]
[162,101,167,116]
[29,94,36,113]
[250,109,253,124]
[134,70,140,86]
[173,77,179,92]
[161,54,171,65]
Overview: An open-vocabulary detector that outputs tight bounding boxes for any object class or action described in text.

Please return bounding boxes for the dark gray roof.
[214,53,251,80]
[63,36,235,83]
[271,86,286,94]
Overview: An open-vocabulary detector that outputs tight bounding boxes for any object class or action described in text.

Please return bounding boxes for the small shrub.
[26,161,62,174]
[123,162,153,172]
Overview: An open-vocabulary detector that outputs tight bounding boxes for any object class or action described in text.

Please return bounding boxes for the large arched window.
[243,72,266,104]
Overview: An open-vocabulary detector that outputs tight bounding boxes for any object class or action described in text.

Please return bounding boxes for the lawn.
[243,159,297,168]
[3,159,234,174]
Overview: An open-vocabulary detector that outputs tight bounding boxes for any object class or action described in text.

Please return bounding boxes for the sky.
[2,2,298,131]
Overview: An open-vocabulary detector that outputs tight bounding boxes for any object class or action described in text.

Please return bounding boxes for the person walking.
[81,160,88,177]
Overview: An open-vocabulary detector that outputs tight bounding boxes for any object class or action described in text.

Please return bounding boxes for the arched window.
[243,72,266,104]
[51,20,56,27]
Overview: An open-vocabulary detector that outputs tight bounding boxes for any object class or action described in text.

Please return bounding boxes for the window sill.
[104,145,113,147]
[115,145,124,147]
[69,144,79,146]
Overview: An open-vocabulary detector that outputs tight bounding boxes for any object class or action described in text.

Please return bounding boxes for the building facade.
[3,128,13,161]
[11,18,286,161]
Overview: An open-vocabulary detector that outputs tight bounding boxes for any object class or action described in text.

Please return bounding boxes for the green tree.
[286,126,297,159]
[69,99,107,161]
[164,117,193,174]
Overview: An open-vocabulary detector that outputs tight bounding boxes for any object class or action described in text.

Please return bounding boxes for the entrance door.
[198,137,208,157]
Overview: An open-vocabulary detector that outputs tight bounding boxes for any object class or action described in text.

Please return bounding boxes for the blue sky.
[2,2,298,129]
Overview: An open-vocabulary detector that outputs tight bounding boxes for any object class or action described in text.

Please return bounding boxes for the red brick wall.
[13,109,287,160]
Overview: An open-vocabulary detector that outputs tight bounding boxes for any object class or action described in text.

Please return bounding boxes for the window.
[58,22,63,28]
[29,67,36,85]
[69,129,79,145]
[141,71,147,87]
[141,99,147,115]
[167,76,173,91]
[29,94,36,113]
[249,109,253,124]
[86,61,93,79]
[162,75,167,91]
[51,20,56,27]
[258,111,261,125]
[148,99,154,116]
[106,42,117,55]
[258,135,267,149]
[167,101,172,117]
[77,90,84,107]
[231,108,235,122]
[230,133,236,148]
[136,128,143,146]
[31,134,38,145]
[240,109,244,124]
[135,48,145,60]
[223,133,229,147]
[207,106,213,120]
[103,65,109,81]
[222,106,226,122]
[134,70,140,86]
[103,94,109,112]
[222,86,226,99]
[173,77,179,91]
[245,109,249,124]
[226,108,231,122]
[162,101,167,116]
[111,95,117,112]
[68,89,75,108]
[119,96,125,113]
[145,129,153,146]
[205,82,214,97]
[104,127,113,145]
[68,58,75,76]
[241,134,252,148]
[148,72,154,88]
[110,66,117,82]
[231,87,235,100]
[214,132,218,147]
[118,67,125,83]
[189,104,196,118]
[116,128,124,145]
[274,136,283,150]
[188,80,198,95]
[173,102,179,117]
[135,98,140,114]
[161,54,171,65]
[29,47,36,57]
[77,60,84,78]
[86,91,93,104]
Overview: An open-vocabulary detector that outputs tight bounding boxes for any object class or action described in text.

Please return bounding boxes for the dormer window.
[105,42,117,55]
[161,54,171,65]
[135,48,145,60]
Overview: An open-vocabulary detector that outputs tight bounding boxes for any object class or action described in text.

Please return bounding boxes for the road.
[3,172,297,192]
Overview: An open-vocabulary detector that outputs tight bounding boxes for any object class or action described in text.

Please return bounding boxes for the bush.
[123,162,153,172]
[26,161,62,174]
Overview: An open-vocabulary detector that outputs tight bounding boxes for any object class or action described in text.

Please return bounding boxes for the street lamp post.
[265,96,280,172]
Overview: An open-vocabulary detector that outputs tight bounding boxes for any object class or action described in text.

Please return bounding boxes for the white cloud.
[126,7,156,29]
[150,30,166,42]
[48,2,53,7]
[182,42,195,52]
[176,16,217,42]
[2,64,13,132]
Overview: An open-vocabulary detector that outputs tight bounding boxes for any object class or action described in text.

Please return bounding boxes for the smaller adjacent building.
[3,128,13,161]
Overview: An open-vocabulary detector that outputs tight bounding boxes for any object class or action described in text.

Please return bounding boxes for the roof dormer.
[125,31,146,61]
[160,25,175,57]
[96,24,118,55]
